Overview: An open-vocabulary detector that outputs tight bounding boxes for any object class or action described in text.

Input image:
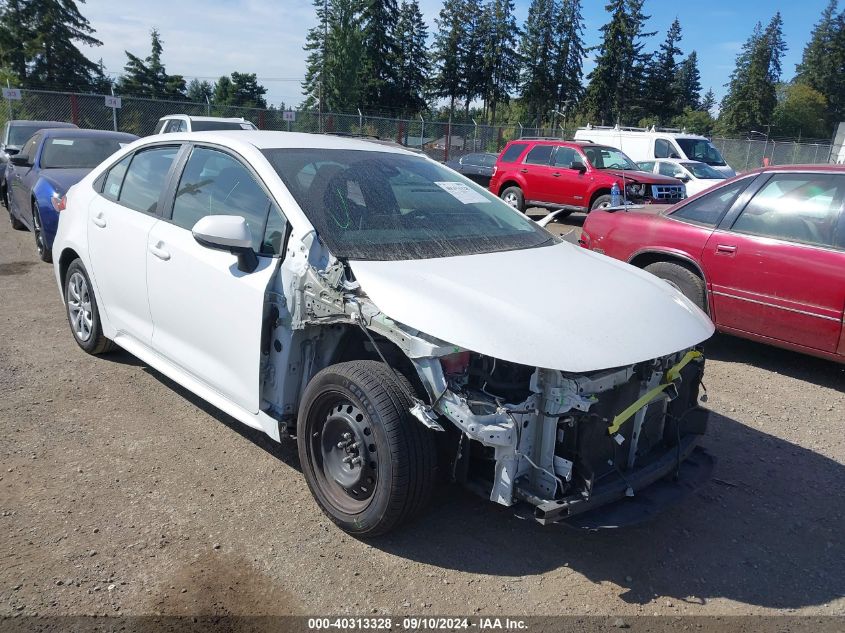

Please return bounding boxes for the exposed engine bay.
[259,251,711,525]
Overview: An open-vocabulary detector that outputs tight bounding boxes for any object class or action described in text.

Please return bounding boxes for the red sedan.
[580,165,845,363]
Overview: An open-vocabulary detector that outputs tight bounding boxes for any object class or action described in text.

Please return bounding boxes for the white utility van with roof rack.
[573,125,736,177]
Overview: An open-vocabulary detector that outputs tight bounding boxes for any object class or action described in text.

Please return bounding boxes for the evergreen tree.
[551,0,585,122]
[187,78,213,103]
[26,0,102,91]
[213,72,267,108]
[301,0,330,111]
[480,0,521,123]
[644,17,682,123]
[460,0,486,116]
[116,29,186,99]
[430,0,467,115]
[0,0,32,84]
[301,0,365,112]
[394,0,428,114]
[700,88,716,114]
[518,0,556,125]
[718,14,786,135]
[672,51,701,113]
[582,0,653,125]
[360,0,399,110]
[795,0,845,122]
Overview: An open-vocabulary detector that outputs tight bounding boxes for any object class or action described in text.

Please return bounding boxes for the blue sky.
[80,0,831,110]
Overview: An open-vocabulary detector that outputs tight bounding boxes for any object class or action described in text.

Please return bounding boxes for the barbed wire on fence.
[1,89,835,167]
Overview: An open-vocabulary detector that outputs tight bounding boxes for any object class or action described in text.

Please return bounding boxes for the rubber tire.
[9,204,25,230]
[64,259,115,355]
[644,261,706,311]
[33,206,51,263]
[297,360,436,537]
[500,186,525,212]
[590,194,613,211]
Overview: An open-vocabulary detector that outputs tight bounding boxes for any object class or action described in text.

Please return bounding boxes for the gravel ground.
[1,212,843,619]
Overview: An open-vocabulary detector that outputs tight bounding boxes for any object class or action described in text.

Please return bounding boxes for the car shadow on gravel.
[372,412,845,610]
[104,352,844,610]
[705,334,845,390]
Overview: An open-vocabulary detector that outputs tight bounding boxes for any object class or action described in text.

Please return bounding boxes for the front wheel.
[644,261,706,312]
[32,205,51,262]
[297,360,436,537]
[63,259,114,354]
[500,186,525,212]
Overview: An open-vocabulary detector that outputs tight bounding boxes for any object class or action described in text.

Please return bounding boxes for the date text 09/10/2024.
[307,617,528,630]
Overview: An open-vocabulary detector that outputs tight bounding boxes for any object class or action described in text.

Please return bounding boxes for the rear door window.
[552,147,577,167]
[730,173,845,248]
[523,145,554,165]
[499,143,526,163]
[118,146,179,214]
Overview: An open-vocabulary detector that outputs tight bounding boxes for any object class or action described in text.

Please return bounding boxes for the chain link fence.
[1,89,834,168]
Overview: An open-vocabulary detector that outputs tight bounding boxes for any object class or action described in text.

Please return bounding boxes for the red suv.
[580,166,845,364]
[489,139,685,216]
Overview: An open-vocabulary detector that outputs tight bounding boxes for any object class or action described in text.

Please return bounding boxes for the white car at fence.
[636,159,728,196]
[52,131,714,536]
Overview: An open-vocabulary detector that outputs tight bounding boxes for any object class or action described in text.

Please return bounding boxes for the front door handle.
[552,172,561,177]
[715,244,737,255]
[92,213,106,228]
[519,168,529,173]
[149,244,171,261]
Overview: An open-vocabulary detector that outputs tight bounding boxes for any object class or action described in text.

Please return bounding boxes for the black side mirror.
[10,155,30,167]
[570,160,587,173]
[5,147,19,156]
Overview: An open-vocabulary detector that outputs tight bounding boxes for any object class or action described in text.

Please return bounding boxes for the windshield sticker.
[240,123,253,129]
[434,181,489,204]
[51,139,75,146]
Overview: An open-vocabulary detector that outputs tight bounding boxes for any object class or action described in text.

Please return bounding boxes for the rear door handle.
[519,168,529,173]
[92,213,106,228]
[552,172,561,177]
[715,244,737,254]
[149,244,170,261]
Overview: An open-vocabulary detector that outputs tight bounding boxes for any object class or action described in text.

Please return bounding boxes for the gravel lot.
[1,211,843,619]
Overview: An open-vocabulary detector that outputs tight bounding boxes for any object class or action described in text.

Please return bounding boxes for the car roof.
[40,128,138,141]
[9,120,77,128]
[159,115,250,123]
[745,164,845,175]
[143,130,419,155]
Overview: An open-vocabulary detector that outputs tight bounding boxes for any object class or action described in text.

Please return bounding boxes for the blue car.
[6,128,138,262]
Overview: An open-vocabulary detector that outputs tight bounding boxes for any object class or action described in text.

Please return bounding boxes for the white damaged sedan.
[52,131,715,535]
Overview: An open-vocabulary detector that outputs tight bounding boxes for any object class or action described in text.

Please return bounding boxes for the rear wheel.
[63,259,114,355]
[32,204,51,263]
[297,360,436,537]
[590,194,613,211]
[644,261,706,312]
[500,186,525,212]
[8,198,24,230]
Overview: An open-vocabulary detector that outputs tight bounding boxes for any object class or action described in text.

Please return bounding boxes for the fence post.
[445,115,451,163]
[70,94,79,126]
[497,126,503,151]
[744,141,752,171]
[397,120,404,145]
[258,110,266,130]
[518,121,523,139]
[419,114,424,152]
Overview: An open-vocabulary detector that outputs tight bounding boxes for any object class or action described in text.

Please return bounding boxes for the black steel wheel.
[297,360,436,536]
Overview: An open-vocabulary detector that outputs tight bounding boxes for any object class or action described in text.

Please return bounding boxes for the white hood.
[349,242,715,373]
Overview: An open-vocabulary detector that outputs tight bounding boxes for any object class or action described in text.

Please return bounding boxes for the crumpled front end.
[411,346,711,525]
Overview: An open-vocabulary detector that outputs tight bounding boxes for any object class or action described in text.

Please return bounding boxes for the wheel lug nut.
[351,456,363,466]
[343,456,353,465]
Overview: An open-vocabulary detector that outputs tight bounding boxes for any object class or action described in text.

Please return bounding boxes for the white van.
[573,125,736,177]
